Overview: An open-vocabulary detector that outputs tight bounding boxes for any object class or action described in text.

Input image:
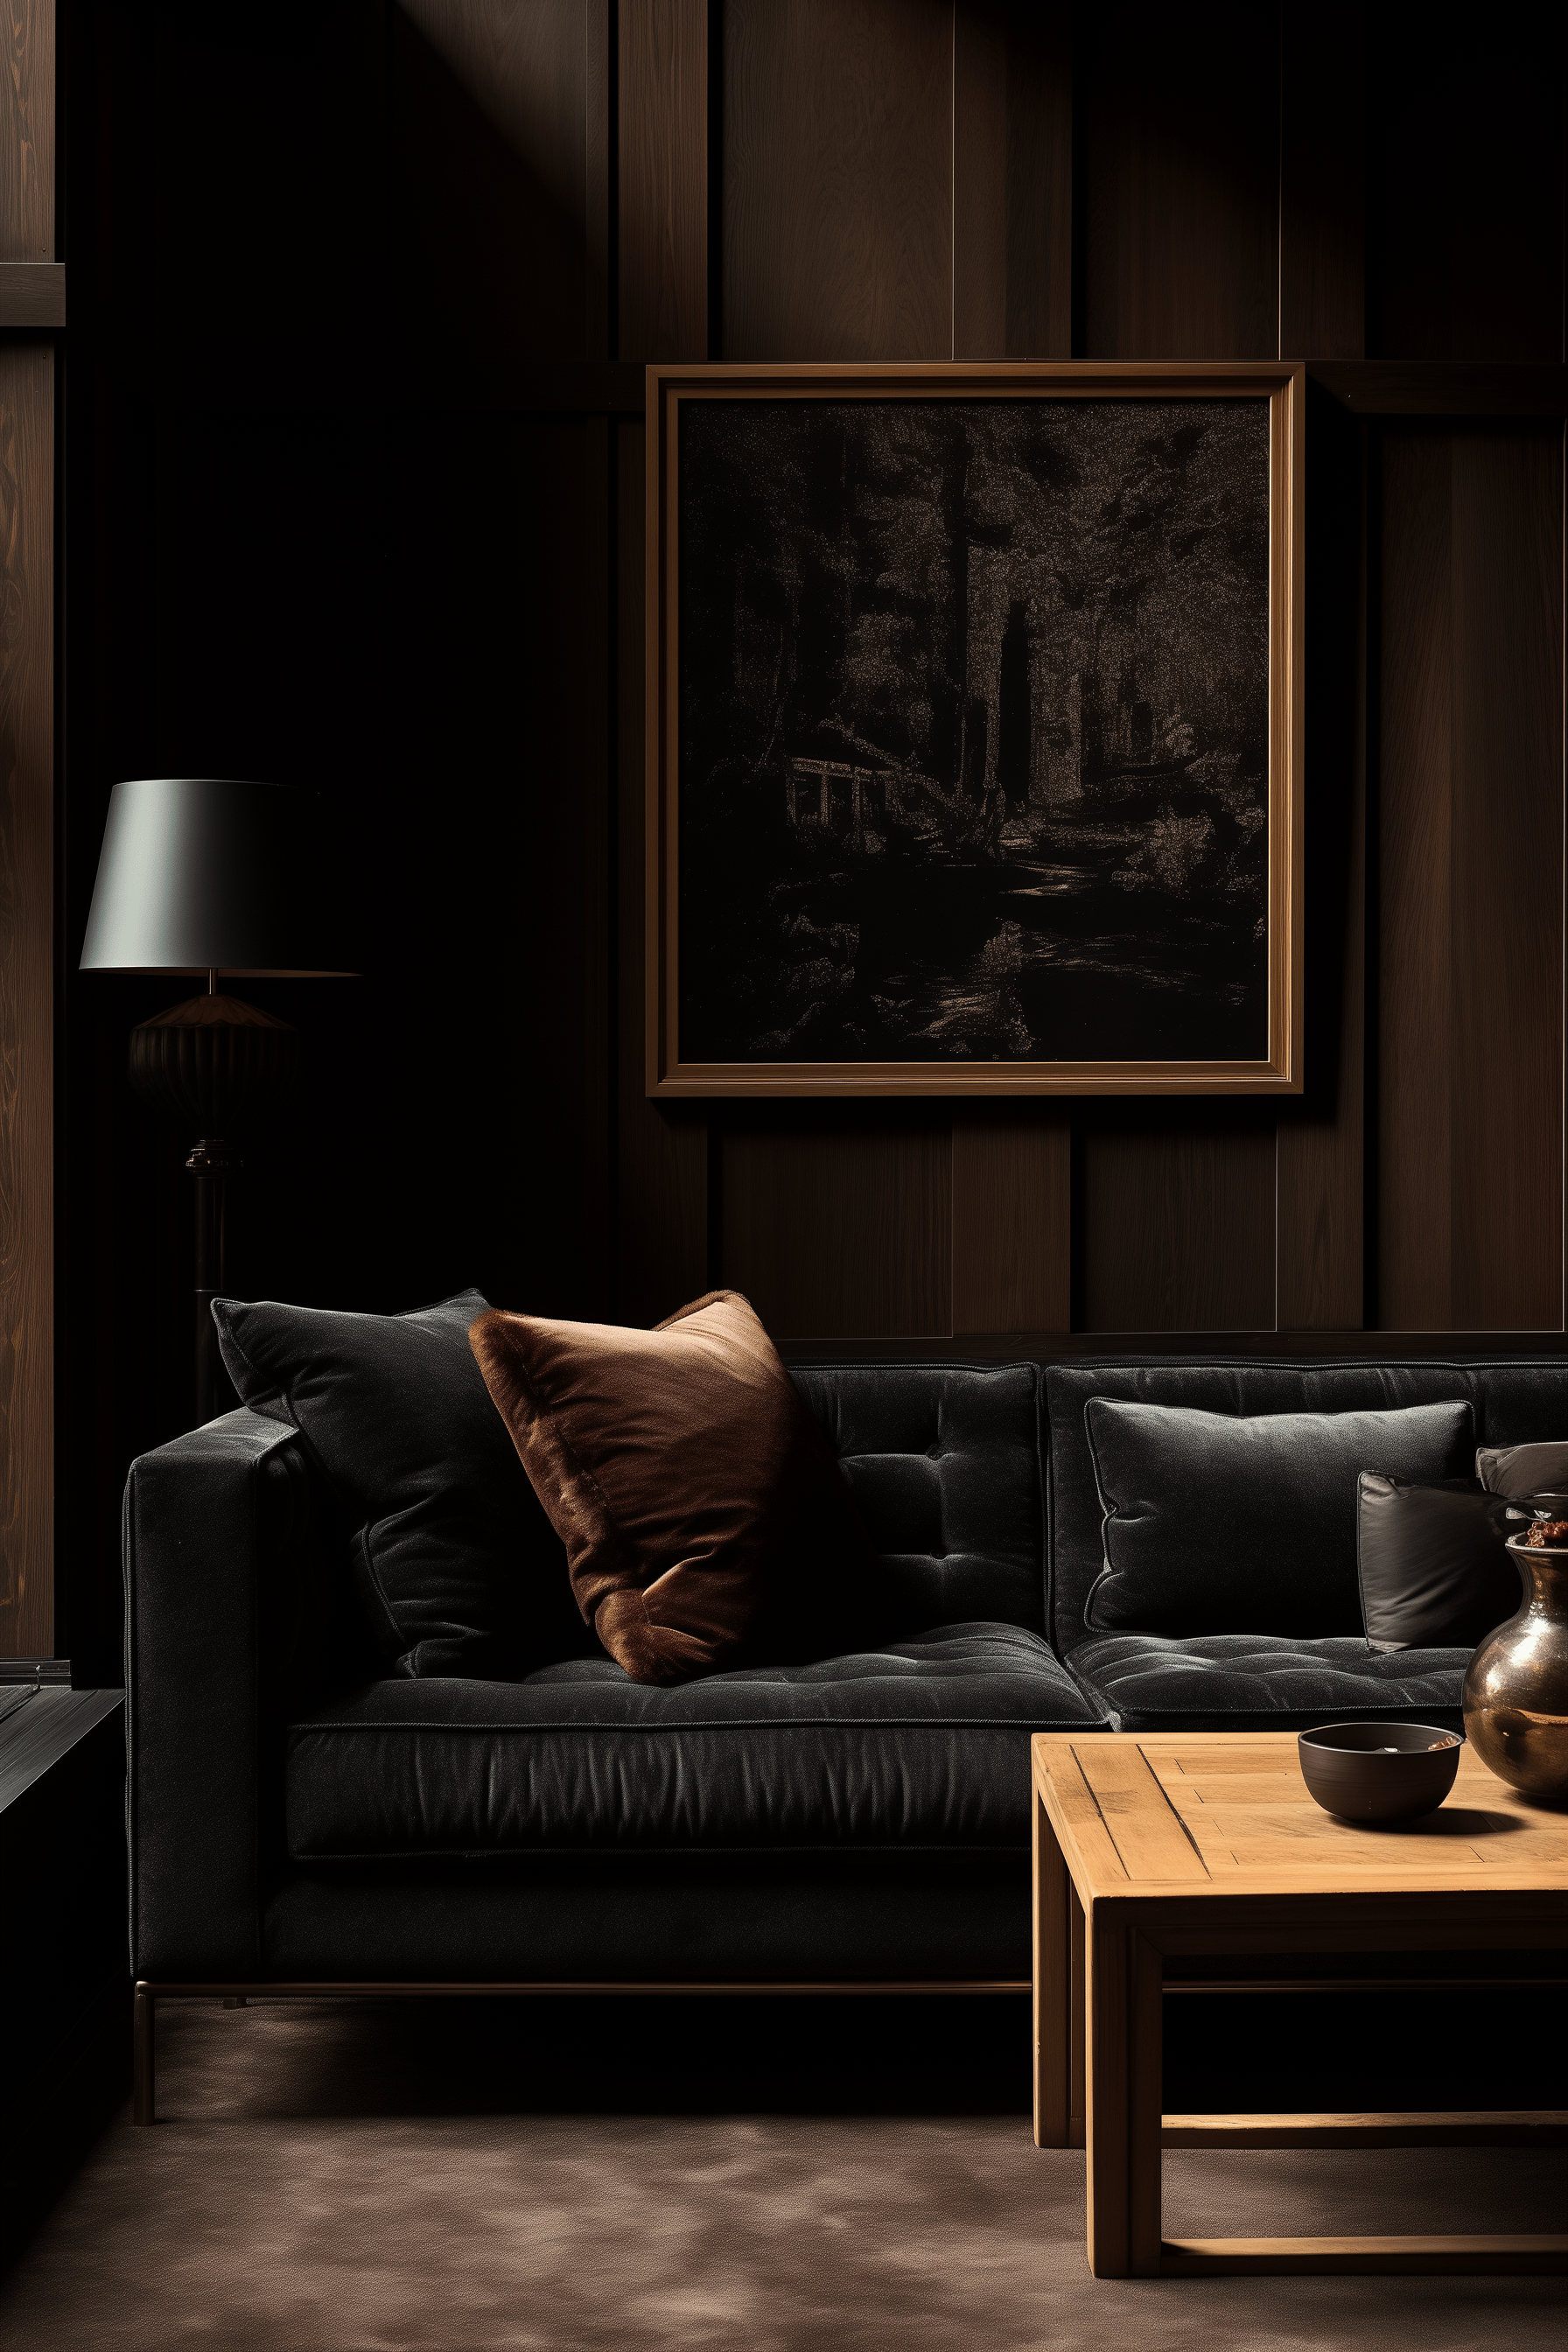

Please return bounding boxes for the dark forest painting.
[675,394,1274,1071]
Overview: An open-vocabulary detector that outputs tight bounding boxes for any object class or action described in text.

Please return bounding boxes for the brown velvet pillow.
[467,1290,883,1684]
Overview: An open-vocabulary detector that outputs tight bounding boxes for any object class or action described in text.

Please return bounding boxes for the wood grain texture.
[616,418,708,1324]
[1037,1732,1568,1899]
[1161,2236,1568,2278]
[0,0,52,262]
[951,1107,1069,1332]
[1448,430,1564,1327]
[1032,1779,1071,2148]
[1368,20,1565,363]
[953,2,1071,360]
[1377,429,1564,1329]
[1076,4,1278,360]
[0,344,52,1656]
[584,0,611,362]
[0,262,61,325]
[1376,431,1453,1325]
[1078,1106,1277,1331]
[720,1113,951,1337]
[1279,6,1364,359]
[619,0,708,361]
[1163,2112,1568,2148]
[1276,393,1366,1325]
[722,0,952,363]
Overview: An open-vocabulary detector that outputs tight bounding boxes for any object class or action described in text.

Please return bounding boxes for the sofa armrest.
[124,1407,325,1979]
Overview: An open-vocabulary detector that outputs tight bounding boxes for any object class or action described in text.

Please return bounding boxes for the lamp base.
[129,990,300,1135]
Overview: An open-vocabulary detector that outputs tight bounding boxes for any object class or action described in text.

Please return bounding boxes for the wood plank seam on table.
[1068,1740,1212,1880]
[1034,1747,1131,1897]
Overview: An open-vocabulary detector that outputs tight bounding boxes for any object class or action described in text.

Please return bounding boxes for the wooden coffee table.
[1032,1731,1568,2277]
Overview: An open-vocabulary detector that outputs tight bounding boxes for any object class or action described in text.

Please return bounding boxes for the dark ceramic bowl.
[1297,1722,1464,1822]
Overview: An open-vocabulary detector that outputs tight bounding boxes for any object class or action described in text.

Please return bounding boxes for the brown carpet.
[1,1998,1562,2350]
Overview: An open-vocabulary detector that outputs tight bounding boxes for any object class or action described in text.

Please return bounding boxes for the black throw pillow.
[213,1290,586,1677]
[1082,1397,1475,1637]
[1356,1474,1522,1652]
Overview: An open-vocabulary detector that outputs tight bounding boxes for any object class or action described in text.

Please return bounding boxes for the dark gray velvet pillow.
[213,1290,586,1677]
[1475,1438,1568,1499]
[1356,1474,1521,1652]
[1082,1397,1475,1636]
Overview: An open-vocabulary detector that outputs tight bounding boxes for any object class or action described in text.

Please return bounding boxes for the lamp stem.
[206,967,217,995]
[187,1138,242,1424]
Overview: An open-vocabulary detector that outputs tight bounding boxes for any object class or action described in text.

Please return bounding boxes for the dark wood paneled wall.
[54,2,1568,1679]
[0,0,54,1657]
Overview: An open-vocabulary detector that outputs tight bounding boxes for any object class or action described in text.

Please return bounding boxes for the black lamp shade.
[79,778,351,976]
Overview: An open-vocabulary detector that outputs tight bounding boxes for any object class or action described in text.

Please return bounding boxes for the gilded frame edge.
[645,359,1306,1099]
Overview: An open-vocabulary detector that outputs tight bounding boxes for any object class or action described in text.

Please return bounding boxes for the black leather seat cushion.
[1068,1632,1469,1732]
[284,1624,1102,1859]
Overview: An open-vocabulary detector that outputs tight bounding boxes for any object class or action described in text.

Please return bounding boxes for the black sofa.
[123,1353,1566,2017]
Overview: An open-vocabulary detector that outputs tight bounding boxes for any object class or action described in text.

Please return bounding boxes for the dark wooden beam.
[1308,361,1568,414]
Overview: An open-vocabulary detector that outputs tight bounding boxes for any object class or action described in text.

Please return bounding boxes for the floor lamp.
[80,778,350,1425]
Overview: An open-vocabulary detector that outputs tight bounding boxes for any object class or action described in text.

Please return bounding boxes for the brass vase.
[1461,1536,1568,1805]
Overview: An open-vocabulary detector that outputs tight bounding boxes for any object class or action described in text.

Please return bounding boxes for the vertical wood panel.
[1377,427,1564,1331]
[1073,3,1280,1332]
[953,1,1072,361]
[1275,0,1367,1318]
[1279,5,1364,357]
[723,1117,951,1338]
[1079,1108,1277,1331]
[1275,402,1368,1327]
[1449,432,1564,1327]
[0,0,52,261]
[0,344,53,1655]
[1077,4,1278,361]
[619,0,708,360]
[584,0,611,361]
[1377,432,1453,1326]
[617,419,708,1325]
[1368,23,1565,363]
[394,0,590,383]
[952,1108,1070,1333]
[723,0,952,363]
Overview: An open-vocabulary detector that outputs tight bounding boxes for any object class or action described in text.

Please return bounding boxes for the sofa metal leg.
[133,1984,156,2124]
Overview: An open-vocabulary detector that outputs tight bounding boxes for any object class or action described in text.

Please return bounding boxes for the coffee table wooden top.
[1032,1731,1568,1905]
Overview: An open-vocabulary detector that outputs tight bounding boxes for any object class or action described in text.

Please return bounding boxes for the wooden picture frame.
[647,361,1304,1097]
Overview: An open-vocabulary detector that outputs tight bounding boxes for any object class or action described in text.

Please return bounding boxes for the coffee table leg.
[1086,1914,1164,2278]
[1032,1780,1072,2147]
[1068,1885,1085,2150]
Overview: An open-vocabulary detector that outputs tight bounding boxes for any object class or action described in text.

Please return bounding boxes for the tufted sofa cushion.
[788,1362,1045,1636]
[284,1623,1102,1858]
[1068,1631,1470,1732]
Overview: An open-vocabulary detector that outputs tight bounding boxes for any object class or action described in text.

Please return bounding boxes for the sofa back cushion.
[1083,1396,1473,1636]
[1046,1359,1568,1651]
[788,1362,1045,1635]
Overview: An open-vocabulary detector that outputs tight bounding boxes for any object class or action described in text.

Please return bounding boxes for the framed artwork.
[646,361,1303,1097]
